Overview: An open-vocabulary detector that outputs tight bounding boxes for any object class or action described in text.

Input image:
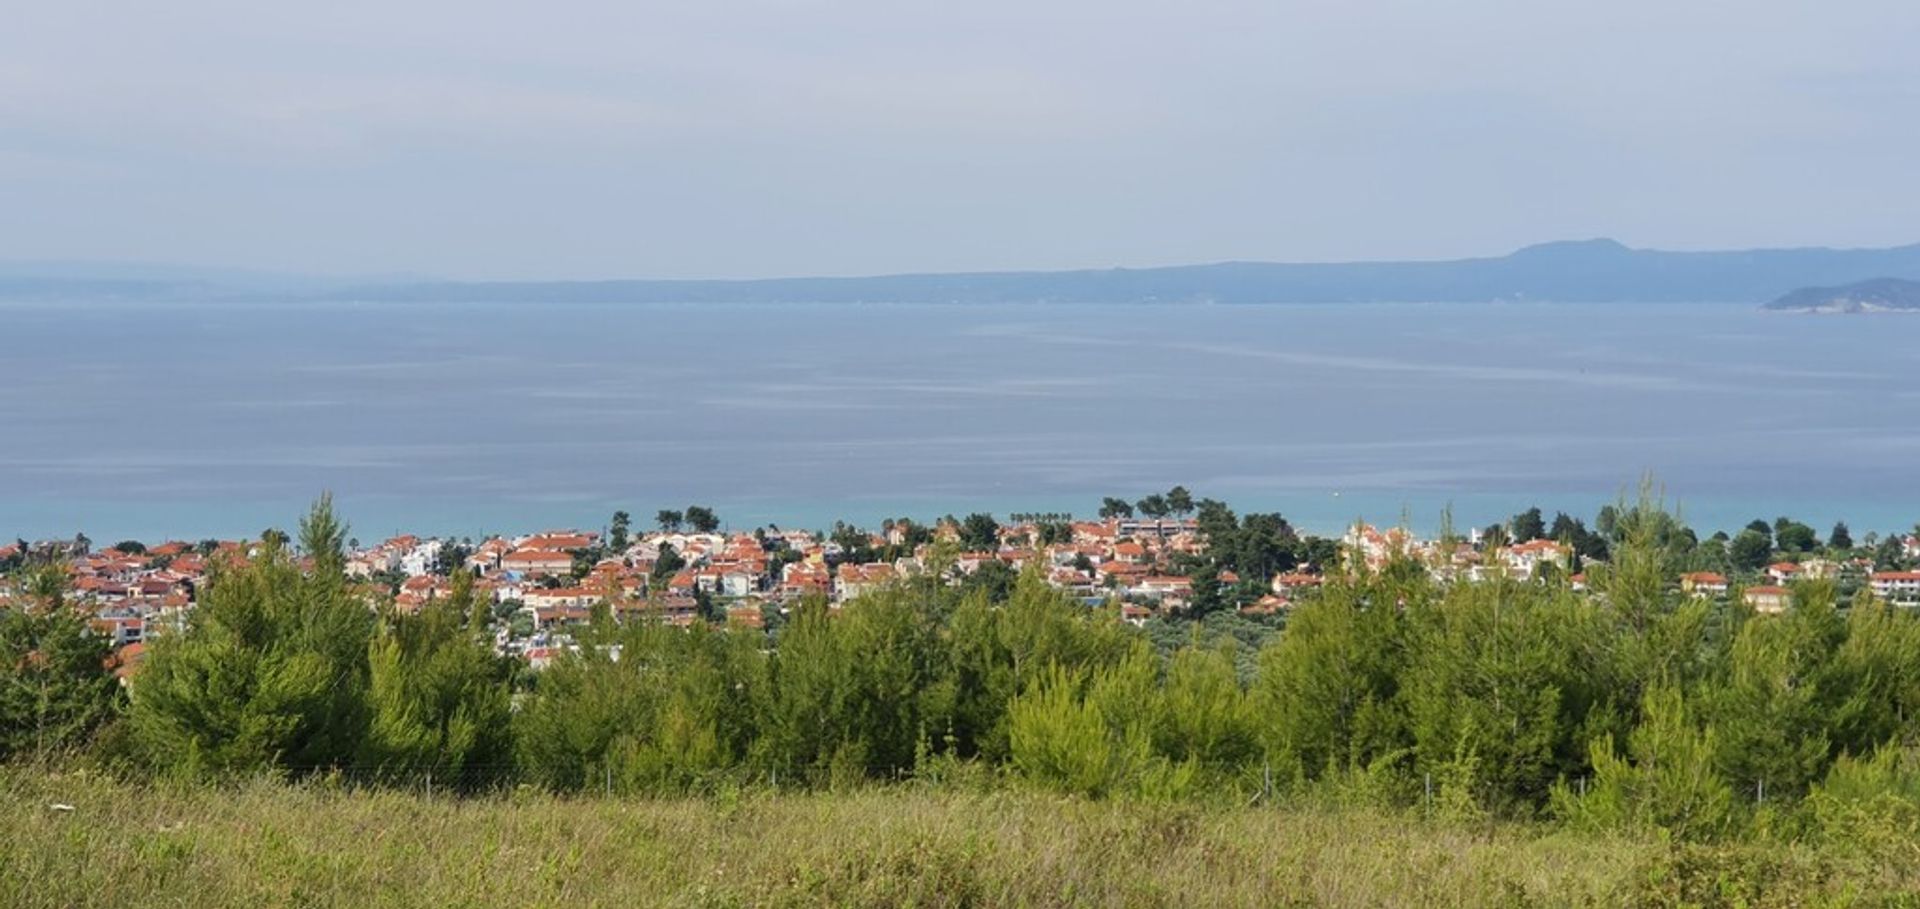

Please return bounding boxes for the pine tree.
[1824,592,1920,754]
[1253,578,1410,782]
[938,566,1136,762]
[1009,650,1172,798]
[753,587,939,783]
[0,563,120,760]
[1555,684,1735,840]
[361,569,514,789]
[1158,641,1256,771]
[128,496,374,777]
[1398,579,1608,811]
[1702,581,1845,800]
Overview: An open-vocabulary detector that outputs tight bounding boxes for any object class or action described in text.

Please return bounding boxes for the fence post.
[426,769,433,800]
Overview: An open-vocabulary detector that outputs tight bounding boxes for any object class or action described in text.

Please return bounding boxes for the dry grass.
[0,769,1898,908]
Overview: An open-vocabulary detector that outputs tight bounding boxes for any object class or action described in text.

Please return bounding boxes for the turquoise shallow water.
[2,300,1915,542]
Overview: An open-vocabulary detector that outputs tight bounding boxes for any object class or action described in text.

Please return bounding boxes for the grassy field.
[0,769,1908,908]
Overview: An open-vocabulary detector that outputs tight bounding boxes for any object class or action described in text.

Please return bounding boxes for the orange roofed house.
[499,550,575,578]
[1743,585,1791,615]
[1872,571,1920,607]
[1681,572,1729,596]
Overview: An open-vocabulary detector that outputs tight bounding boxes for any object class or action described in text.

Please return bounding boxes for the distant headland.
[8,239,1920,305]
[1765,277,1920,313]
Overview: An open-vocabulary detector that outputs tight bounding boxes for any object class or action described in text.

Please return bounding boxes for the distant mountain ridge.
[8,239,1920,305]
[1766,277,1920,313]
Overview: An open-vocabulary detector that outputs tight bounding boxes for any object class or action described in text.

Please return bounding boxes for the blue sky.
[3,0,1916,279]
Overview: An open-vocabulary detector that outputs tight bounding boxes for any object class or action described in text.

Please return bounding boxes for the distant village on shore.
[5,496,1920,681]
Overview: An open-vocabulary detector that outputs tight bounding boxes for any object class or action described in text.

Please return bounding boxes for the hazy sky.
[4,1,1917,279]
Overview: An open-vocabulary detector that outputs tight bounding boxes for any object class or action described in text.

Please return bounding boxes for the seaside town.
[5,494,1920,681]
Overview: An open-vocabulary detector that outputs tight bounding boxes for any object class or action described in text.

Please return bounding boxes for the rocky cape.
[1765,277,1920,313]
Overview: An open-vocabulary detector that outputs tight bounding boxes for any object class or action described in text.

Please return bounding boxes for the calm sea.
[2,300,1915,543]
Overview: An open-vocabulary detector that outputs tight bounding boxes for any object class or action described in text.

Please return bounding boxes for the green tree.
[1695,581,1847,802]
[1829,521,1853,551]
[1165,486,1195,518]
[831,522,877,563]
[692,588,721,624]
[1195,499,1237,541]
[458,568,491,633]
[1588,484,1685,631]
[515,619,765,793]
[361,569,514,788]
[1008,651,1175,798]
[651,543,686,584]
[129,496,374,777]
[569,548,599,581]
[1766,518,1812,553]
[1874,534,1910,571]
[1099,497,1135,520]
[1158,642,1257,771]
[432,542,472,577]
[1595,505,1620,540]
[1550,512,1608,561]
[939,566,1137,761]
[512,640,642,792]
[958,513,1000,551]
[1824,594,1920,754]
[756,589,939,784]
[893,519,933,548]
[1229,512,1300,580]
[0,563,120,761]
[1554,685,1735,841]
[608,511,631,552]
[958,559,1017,603]
[1033,521,1073,547]
[1398,579,1618,811]
[1187,565,1227,619]
[684,506,720,534]
[1510,507,1547,542]
[1730,529,1773,572]
[1253,579,1410,783]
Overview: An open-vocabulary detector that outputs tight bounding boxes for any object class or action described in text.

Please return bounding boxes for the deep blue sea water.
[2,300,1916,542]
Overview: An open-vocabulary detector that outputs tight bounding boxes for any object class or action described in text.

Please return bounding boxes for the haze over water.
[4,299,1915,543]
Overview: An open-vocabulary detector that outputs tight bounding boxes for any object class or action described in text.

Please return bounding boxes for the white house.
[1872,571,1920,607]
[399,539,444,577]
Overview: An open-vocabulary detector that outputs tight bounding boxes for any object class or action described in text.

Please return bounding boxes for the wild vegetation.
[7,493,1920,905]
[14,768,1920,908]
